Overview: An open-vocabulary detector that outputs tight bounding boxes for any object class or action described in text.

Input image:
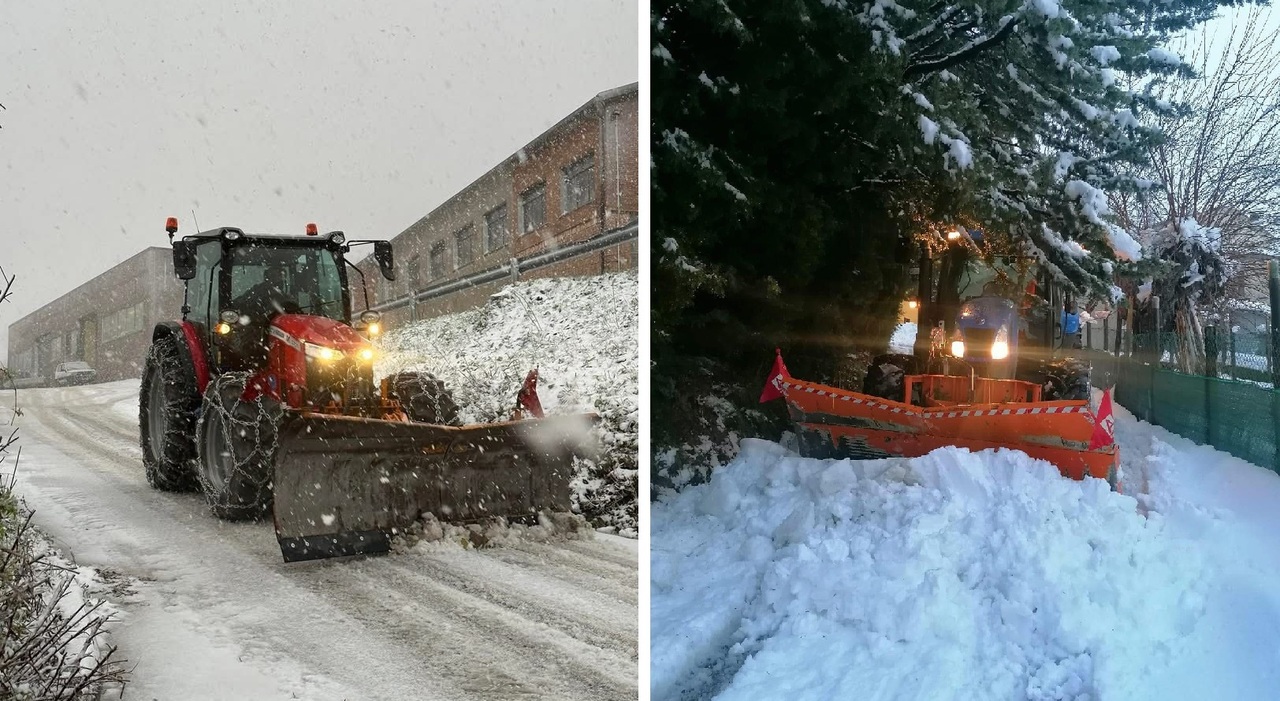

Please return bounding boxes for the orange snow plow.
[763,354,1119,487]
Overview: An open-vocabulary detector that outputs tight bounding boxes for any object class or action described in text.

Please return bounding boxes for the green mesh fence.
[1087,348,1280,474]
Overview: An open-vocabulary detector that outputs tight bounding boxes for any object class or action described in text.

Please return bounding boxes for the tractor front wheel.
[1042,357,1092,402]
[196,373,280,521]
[139,335,199,492]
[387,371,461,425]
[862,354,918,403]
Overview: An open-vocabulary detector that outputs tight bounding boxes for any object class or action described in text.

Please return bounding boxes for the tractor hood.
[270,314,370,354]
[957,296,1017,331]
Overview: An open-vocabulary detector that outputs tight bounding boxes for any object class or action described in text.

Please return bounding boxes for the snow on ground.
[376,272,638,536]
[652,399,1280,700]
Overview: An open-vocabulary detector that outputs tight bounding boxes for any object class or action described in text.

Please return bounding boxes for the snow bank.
[651,440,1210,701]
[376,272,638,536]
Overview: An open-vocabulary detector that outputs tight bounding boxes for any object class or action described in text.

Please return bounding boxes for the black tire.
[139,335,199,492]
[1043,357,1092,401]
[195,373,279,521]
[862,353,917,402]
[387,371,461,425]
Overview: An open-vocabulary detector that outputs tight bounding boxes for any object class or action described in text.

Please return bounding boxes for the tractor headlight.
[358,347,376,362]
[329,231,346,245]
[951,340,966,358]
[219,310,239,324]
[366,322,381,335]
[991,325,1010,360]
[305,343,345,361]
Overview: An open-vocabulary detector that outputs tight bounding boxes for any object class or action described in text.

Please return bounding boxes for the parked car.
[53,361,97,386]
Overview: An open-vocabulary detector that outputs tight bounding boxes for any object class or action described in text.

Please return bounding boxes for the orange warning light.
[165,217,178,234]
[306,223,318,236]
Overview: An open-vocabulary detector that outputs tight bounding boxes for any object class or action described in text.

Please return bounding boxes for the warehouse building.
[7,248,183,382]
[361,82,639,323]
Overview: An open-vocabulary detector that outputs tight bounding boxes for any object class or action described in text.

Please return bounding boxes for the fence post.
[1152,295,1161,364]
[1205,325,1218,378]
[1103,314,1110,355]
[1126,301,1135,357]
[1271,261,1280,388]
[1086,322,1093,350]
[1229,311,1237,381]
[1271,261,1280,471]
[1148,296,1160,423]
[1205,325,1217,444]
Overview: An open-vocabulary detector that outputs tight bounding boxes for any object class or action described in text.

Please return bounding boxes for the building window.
[562,154,595,213]
[485,204,509,252]
[519,183,546,234]
[406,255,421,292]
[429,241,448,280]
[102,302,146,342]
[455,225,477,269]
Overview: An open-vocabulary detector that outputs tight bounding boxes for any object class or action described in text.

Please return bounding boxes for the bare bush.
[0,264,129,699]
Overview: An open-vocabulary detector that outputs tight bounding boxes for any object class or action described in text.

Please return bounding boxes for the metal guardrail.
[371,221,638,313]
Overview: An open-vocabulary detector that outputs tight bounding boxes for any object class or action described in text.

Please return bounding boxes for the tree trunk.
[1174,295,1205,374]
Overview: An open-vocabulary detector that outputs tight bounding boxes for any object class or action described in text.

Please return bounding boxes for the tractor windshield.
[229,244,346,322]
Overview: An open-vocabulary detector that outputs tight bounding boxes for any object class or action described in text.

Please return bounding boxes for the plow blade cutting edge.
[271,412,594,562]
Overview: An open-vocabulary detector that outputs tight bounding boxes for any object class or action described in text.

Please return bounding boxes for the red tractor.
[140,219,589,561]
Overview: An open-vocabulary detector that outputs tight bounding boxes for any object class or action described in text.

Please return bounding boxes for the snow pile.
[888,321,917,353]
[376,272,638,536]
[651,440,1211,701]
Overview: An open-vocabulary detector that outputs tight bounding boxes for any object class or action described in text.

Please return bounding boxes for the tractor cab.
[170,224,393,374]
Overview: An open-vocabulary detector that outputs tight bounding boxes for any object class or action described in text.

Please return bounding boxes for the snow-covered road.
[13,379,638,701]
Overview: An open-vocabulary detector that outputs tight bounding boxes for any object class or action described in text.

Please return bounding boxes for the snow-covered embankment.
[376,272,638,536]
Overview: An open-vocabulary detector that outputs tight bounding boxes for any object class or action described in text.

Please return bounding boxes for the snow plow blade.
[777,375,1118,485]
[271,412,593,562]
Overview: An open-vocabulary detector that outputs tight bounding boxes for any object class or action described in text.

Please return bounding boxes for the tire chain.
[197,372,281,509]
[142,338,199,491]
[390,372,461,426]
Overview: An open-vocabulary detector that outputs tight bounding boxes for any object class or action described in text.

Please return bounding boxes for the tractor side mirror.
[374,241,396,281]
[173,241,199,280]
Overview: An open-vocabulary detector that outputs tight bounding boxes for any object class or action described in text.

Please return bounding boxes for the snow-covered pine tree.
[854,0,1245,301]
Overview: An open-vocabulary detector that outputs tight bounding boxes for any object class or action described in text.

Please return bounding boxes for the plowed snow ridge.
[652,419,1280,701]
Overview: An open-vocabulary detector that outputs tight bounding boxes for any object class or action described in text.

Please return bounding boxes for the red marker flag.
[516,368,545,418]
[759,349,790,403]
[1089,387,1116,449]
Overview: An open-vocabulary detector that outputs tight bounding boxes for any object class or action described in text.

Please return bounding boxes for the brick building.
[362,82,639,323]
[7,247,184,382]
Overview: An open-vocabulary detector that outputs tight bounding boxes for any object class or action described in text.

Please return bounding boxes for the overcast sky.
[0,0,637,361]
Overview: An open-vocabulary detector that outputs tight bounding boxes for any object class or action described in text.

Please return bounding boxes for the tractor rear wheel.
[862,354,917,403]
[139,335,199,492]
[387,371,461,425]
[196,373,280,521]
[1043,357,1092,401]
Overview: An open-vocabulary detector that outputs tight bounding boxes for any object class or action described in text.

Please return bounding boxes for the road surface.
[11,379,638,700]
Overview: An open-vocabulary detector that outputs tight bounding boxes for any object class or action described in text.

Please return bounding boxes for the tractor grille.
[305,357,376,411]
